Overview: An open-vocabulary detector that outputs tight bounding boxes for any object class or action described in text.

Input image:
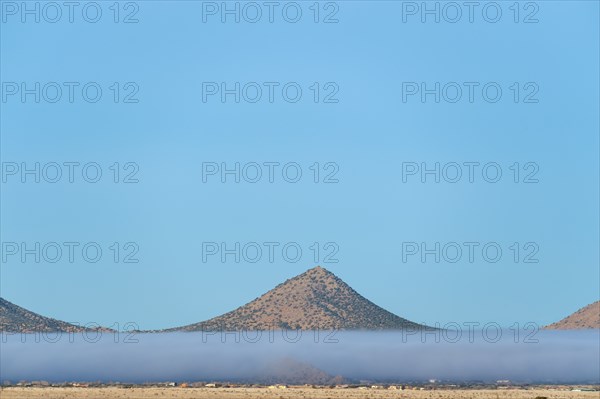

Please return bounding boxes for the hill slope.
[0,297,95,333]
[168,266,425,331]
[545,301,600,329]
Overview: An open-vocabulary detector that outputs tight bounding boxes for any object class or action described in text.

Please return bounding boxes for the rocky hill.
[167,266,425,331]
[545,301,600,329]
[0,297,97,333]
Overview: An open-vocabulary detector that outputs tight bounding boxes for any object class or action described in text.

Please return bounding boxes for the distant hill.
[0,297,99,333]
[249,357,346,385]
[166,266,426,331]
[545,301,600,329]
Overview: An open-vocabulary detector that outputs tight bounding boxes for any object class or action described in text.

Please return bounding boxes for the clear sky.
[1,1,598,330]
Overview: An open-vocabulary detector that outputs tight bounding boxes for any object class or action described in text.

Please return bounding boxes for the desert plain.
[1,387,599,399]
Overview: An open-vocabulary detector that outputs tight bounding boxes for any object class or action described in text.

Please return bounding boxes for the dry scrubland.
[1,387,598,399]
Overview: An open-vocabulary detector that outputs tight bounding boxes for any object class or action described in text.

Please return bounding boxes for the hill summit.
[169,266,424,331]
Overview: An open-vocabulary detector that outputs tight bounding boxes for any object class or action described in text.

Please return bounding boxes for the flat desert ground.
[1,387,598,399]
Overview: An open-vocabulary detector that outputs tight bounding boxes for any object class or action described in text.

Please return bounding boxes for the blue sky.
[1,1,598,330]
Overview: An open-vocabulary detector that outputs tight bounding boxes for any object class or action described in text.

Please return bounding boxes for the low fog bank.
[1,330,598,384]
